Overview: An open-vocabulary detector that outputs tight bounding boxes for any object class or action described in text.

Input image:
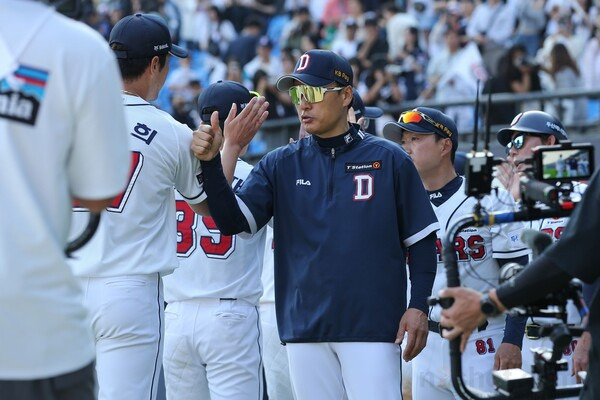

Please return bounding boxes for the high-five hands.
[191,96,269,161]
[223,96,269,154]
[191,110,223,161]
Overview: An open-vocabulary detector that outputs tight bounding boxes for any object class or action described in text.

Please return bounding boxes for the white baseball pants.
[286,342,403,400]
[163,298,263,400]
[79,273,163,400]
[259,302,294,400]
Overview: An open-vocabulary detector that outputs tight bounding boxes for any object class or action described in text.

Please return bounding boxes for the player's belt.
[428,319,489,337]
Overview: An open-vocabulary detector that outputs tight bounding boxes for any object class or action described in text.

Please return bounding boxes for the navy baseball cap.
[276,50,353,91]
[352,89,383,120]
[109,13,188,59]
[383,107,458,149]
[197,81,257,124]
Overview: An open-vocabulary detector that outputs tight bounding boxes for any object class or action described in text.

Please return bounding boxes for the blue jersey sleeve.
[395,157,439,246]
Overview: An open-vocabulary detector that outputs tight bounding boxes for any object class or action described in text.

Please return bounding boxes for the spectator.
[244,36,283,89]
[165,56,200,101]
[538,14,586,71]
[356,12,389,70]
[331,17,361,60]
[393,26,428,101]
[581,15,600,90]
[225,15,263,67]
[483,44,542,125]
[225,57,244,83]
[547,42,588,124]
[280,6,315,51]
[467,0,516,76]
[382,2,418,62]
[512,0,546,57]
[196,5,237,57]
[253,69,296,119]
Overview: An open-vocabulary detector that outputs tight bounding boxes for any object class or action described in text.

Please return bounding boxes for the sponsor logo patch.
[345,160,382,172]
[0,64,48,126]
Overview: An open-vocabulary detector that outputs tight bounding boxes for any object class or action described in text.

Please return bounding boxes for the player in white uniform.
[163,81,269,400]
[68,14,213,400]
[0,1,130,398]
[384,107,530,398]
[494,111,592,392]
[259,224,296,400]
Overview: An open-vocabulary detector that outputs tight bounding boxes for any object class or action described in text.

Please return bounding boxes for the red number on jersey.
[176,200,198,256]
[200,217,236,259]
[175,204,236,259]
[73,151,143,213]
[475,338,496,355]
[541,227,565,241]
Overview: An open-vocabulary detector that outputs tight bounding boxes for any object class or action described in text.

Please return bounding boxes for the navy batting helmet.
[497,111,568,147]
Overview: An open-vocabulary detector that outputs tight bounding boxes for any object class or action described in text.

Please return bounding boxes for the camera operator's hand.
[439,288,506,352]
[495,160,521,202]
[572,331,591,383]
[494,343,522,370]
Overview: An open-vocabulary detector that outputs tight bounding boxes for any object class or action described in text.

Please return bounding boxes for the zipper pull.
[331,148,335,159]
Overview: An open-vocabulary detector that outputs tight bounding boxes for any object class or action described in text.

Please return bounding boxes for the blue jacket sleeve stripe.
[404,222,440,247]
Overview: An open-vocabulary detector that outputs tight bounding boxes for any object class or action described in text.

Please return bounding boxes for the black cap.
[109,13,188,59]
[197,81,257,124]
[276,50,353,91]
[352,89,383,119]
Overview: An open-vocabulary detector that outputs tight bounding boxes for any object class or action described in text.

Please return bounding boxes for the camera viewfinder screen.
[542,148,592,180]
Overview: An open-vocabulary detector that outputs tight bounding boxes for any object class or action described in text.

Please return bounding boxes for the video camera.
[517,141,594,210]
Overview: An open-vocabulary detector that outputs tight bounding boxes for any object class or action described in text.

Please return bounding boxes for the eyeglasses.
[289,85,345,105]
[506,133,542,152]
[399,110,453,138]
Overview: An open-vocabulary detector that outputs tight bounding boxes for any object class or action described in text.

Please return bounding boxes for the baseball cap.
[109,13,188,59]
[345,17,358,28]
[352,89,383,120]
[197,81,257,124]
[257,35,273,48]
[276,50,353,91]
[383,107,458,149]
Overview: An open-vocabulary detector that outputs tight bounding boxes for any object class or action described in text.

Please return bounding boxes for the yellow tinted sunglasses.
[289,85,345,105]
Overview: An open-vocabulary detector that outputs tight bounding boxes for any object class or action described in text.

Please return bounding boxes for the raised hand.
[222,96,269,155]
[191,111,223,161]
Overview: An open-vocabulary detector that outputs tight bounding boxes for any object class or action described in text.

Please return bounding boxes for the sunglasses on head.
[505,133,543,153]
[399,110,453,137]
[289,85,345,105]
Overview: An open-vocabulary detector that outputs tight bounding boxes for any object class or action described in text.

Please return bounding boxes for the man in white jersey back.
[260,225,296,400]
[384,107,530,398]
[494,110,593,390]
[68,14,267,400]
[163,81,269,400]
[0,1,130,398]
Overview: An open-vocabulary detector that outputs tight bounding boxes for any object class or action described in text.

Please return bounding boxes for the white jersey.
[429,179,529,323]
[164,159,266,304]
[0,0,130,379]
[525,181,587,325]
[69,94,206,277]
[260,224,275,304]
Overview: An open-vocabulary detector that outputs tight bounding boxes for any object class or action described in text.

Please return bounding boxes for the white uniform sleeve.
[488,188,530,259]
[68,51,130,199]
[173,124,207,204]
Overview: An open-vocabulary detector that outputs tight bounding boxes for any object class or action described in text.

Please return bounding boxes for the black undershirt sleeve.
[200,154,250,235]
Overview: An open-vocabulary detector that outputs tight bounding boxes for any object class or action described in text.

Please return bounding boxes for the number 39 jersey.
[69,94,206,277]
[429,179,529,323]
[164,159,267,305]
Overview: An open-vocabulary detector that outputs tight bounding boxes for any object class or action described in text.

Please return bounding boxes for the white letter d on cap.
[296,54,310,71]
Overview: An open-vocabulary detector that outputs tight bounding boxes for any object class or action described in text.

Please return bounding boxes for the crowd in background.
[79,0,600,143]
